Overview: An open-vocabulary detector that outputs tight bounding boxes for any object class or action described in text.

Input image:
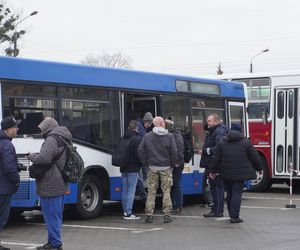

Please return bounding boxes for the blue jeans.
[209,176,224,214]
[223,181,244,219]
[171,164,184,210]
[0,195,11,232]
[40,195,64,247]
[122,172,139,215]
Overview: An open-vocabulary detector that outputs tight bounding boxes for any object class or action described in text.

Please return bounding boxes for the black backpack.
[182,132,194,163]
[111,137,131,167]
[53,135,84,183]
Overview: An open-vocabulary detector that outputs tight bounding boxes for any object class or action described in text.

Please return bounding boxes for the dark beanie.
[1,116,21,130]
[231,123,242,132]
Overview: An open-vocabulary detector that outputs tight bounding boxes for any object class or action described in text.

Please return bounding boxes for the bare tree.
[81,52,132,68]
[0,2,37,56]
[216,62,224,75]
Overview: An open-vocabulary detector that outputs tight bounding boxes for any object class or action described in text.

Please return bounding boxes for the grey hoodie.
[28,119,72,197]
[138,127,178,168]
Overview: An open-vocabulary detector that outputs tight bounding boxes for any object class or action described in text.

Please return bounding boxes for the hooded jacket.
[28,118,72,197]
[209,130,262,181]
[0,130,20,195]
[138,127,177,167]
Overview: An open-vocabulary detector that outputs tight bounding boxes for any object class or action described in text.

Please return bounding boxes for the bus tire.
[75,174,103,219]
[249,156,272,192]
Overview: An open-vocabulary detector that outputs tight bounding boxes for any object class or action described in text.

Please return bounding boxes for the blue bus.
[0,56,248,219]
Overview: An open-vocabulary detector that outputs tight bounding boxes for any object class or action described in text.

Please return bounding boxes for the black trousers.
[0,195,12,232]
[223,181,244,219]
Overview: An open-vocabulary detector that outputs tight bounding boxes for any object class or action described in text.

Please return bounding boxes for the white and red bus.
[209,71,300,191]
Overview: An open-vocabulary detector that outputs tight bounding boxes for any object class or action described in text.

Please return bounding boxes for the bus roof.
[0,56,245,98]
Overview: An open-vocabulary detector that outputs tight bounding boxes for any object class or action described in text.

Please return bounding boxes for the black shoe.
[145,215,153,223]
[172,208,182,215]
[0,244,10,250]
[163,215,173,223]
[230,217,244,223]
[36,243,63,250]
[203,212,223,218]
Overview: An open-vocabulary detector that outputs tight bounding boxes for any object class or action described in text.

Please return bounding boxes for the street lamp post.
[250,48,269,73]
[13,11,38,57]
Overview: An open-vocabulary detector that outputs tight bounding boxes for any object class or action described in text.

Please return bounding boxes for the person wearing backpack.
[200,114,228,218]
[27,117,72,250]
[165,119,185,214]
[120,120,143,220]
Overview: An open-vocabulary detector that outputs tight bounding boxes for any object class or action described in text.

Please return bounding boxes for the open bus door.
[274,88,300,178]
[121,93,158,134]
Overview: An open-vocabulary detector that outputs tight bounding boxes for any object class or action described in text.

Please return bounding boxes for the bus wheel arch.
[75,166,109,219]
[249,154,272,192]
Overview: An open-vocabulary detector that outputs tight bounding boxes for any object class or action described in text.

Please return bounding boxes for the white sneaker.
[123,214,141,220]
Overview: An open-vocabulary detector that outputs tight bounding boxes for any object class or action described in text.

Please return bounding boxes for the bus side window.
[25,112,44,134]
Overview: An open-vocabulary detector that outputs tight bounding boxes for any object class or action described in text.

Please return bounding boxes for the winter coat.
[169,128,184,166]
[209,130,263,181]
[0,130,20,195]
[120,129,142,173]
[200,124,228,169]
[28,126,72,197]
[138,127,178,167]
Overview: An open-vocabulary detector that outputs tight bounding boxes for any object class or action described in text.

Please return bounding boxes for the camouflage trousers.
[145,168,173,216]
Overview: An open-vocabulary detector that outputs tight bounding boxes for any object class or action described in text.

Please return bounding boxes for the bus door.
[132,97,157,118]
[228,101,247,137]
[274,88,300,176]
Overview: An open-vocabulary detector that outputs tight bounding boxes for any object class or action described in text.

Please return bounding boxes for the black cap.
[231,123,242,132]
[1,116,21,130]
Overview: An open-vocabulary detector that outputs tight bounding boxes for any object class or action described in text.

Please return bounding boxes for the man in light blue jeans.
[120,120,142,220]
[122,172,139,217]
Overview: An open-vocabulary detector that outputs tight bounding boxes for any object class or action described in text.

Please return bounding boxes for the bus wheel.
[249,156,272,192]
[75,174,103,219]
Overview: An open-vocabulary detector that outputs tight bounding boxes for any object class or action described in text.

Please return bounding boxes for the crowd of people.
[0,112,262,250]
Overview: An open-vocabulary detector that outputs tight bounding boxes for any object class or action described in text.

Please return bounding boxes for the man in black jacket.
[209,123,262,223]
[200,114,228,218]
[121,120,142,220]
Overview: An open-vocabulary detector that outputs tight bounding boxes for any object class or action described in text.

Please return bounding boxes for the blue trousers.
[40,195,64,247]
[171,164,184,210]
[0,195,11,233]
[121,172,139,215]
[223,181,244,219]
[209,176,224,214]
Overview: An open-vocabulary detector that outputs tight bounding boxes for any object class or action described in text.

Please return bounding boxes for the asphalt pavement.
[2,184,300,250]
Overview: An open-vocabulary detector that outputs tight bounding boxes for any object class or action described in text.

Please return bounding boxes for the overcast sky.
[6,0,300,76]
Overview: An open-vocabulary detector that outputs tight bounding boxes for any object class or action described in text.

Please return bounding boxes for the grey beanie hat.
[143,112,154,122]
[38,117,59,135]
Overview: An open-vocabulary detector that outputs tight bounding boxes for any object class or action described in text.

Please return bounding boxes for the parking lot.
[2,184,300,250]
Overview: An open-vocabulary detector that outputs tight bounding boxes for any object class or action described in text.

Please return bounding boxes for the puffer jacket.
[200,124,228,169]
[28,126,72,197]
[0,130,20,195]
[209,130,263,181]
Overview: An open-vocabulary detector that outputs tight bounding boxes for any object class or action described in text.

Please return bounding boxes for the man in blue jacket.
[200,114,228,218]
[0,117,21,250]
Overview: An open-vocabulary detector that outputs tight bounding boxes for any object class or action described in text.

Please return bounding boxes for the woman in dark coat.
[209,123,262,223]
